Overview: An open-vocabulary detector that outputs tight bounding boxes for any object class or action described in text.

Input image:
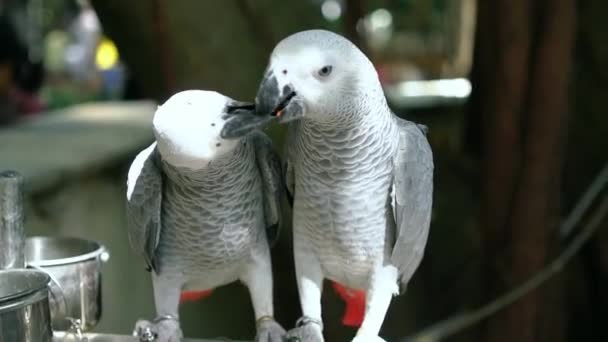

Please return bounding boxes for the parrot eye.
[318,65,333,77]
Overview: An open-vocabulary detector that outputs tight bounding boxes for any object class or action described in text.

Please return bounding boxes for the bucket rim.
[25,236,107,267]
[0,269,50,304]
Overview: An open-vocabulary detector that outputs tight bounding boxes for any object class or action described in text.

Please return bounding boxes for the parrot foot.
[351,334,386,342]
[254,316,286,342]
[133,316,183,342]
[283,316,324,342]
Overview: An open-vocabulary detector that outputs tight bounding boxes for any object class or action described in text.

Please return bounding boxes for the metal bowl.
[25,236,110,332]
[0,269,53,341]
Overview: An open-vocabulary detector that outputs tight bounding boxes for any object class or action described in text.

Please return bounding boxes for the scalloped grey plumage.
[125,132,283,274]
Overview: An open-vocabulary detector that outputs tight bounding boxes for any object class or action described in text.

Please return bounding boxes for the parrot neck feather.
[161,138,250,185]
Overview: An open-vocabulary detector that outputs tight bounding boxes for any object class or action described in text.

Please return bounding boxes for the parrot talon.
[139,327,156,342]
[284,317,324,342]
[256,315,276,328]
[133,321,157,342]
[153,314,179,324]
[133,318,182,342]
[295,316,323,330]
[254,317,286,342]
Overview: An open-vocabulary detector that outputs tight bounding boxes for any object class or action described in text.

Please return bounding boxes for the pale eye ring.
[318,65,333,77]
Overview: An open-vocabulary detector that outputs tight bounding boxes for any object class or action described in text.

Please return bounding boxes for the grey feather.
[391,118,434,285]
[283,122,299,206]
[126,143,163,271]
[252,131,284,246]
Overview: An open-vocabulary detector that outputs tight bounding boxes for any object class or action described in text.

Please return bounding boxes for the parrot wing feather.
[252,132,284,246]
[284,122,299,207]
[391,117,434,285]
[126,142,163,271]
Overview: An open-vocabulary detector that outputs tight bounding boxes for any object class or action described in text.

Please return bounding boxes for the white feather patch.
[127,142,157,200]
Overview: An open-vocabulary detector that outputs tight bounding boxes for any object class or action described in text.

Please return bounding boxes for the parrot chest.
[295,173,392,287]
[292,123,397,287]
[157,147,264,277]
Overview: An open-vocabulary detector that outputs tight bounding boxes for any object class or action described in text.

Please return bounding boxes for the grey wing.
[252,132,284,246]
[285,159,295,206]
[126,142,163,271]
[284,122,299,207]
[391,117,434,285]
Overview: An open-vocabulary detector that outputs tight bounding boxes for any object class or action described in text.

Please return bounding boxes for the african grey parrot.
[222,30,434,342]
[126,90,286,342]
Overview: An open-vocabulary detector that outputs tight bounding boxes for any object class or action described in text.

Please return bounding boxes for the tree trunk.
[566,0,608,339]
[471,0,576,340]
[343,0,366,52]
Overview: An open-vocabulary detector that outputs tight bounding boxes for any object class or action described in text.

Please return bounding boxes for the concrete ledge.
[0,100,156,194]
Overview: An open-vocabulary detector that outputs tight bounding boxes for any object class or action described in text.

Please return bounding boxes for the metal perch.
[53,331,248,341]
[0,170,25,270]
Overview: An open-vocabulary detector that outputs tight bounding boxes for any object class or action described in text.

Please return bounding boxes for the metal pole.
[0,170,25,269]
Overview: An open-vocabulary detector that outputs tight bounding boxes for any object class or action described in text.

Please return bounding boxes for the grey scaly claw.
[133,316,182,342]
[255,316,286,342]
[133,320,156,341]
[283,316,323,342]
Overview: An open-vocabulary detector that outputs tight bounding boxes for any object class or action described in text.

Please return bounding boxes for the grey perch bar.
[53,331,248,341]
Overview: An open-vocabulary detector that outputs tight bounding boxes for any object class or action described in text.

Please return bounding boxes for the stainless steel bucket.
[25,236,110,332]
[0,269,53,342]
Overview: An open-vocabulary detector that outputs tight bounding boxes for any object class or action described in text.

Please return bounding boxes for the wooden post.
[470,0,576,340]
[0,170,25,270]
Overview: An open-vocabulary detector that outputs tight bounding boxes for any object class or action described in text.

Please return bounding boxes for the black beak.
[220,100,273,139]
[255,72,300,121]
[225,100,255,115]
[220,71,303,139]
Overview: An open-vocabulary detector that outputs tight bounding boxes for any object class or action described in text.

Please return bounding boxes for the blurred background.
[0,0,605,341]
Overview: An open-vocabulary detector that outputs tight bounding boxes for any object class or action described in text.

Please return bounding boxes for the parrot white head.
[153,90,255,169]
[220,30,387,138]
[257,30,385,122]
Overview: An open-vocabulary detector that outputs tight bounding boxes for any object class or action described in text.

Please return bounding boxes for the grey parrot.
[222,30,434,342]
[126,90,285,342]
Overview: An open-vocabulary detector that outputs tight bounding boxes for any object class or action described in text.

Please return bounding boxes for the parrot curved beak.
[255,72,303,123]
[220,100,272,140]
[225,100,255,114]
[219,71,304,139]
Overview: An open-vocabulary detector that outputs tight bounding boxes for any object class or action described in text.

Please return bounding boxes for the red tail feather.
[332,282,366,327]
[179,290,213,304]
